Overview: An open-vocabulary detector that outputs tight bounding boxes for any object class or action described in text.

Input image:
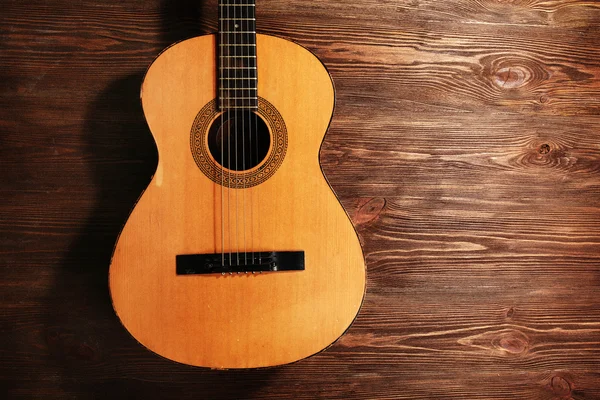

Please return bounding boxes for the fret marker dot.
[235,24,239,29]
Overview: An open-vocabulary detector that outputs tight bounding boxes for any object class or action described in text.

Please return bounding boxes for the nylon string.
[233,0,240,267]
[240,0,248,266]
[220,1,225,267]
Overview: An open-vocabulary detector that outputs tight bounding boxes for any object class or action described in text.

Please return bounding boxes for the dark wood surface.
[2,0,599,398]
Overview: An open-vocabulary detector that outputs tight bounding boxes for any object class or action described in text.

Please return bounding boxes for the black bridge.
[176,251,305,275]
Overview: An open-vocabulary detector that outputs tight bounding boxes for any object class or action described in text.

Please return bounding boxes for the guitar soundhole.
[190,97,287,189]
[207,110,270,171]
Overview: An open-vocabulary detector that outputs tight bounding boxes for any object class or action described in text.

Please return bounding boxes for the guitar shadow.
[45,0,279,396]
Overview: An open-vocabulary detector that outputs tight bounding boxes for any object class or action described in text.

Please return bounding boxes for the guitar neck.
[218,0,258,110]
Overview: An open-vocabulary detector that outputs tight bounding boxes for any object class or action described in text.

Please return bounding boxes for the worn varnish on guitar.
[108,0,366,369]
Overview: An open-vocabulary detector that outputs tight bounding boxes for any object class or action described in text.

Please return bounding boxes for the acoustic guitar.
[109,0,365,369]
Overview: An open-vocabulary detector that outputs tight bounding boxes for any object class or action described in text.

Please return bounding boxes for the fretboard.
[218,0,257,110]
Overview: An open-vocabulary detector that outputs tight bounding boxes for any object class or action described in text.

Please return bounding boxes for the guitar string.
[233,0,246,265]
[233,0,241,267]
[247,0,254,266]
[254,0,261,264]
[227,0,233,267]
[241,0,248,267]
[219,1,225,268]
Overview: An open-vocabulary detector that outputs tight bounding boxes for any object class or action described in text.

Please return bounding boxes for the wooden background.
[1,0,599,398]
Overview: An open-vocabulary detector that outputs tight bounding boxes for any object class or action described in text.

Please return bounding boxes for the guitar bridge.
[176,251,305,275]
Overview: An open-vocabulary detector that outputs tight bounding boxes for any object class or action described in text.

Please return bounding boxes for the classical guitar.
[109,0,365,369]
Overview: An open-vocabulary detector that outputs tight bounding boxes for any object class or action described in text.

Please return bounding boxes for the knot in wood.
[539,144,551,154]
[493,329,529,355]
[355,197,386,225]
[483,55,548,92]
[550,375,572,396]
[494,67,527,89]
[511,139,575,172]
[505,307,515,318]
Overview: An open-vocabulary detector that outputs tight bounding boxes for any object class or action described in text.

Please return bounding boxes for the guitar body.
[109,34,365,369]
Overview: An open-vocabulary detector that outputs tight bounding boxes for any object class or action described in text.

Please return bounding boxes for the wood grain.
[1,0,599,398]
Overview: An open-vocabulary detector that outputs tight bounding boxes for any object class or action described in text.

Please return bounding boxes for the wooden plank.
[1,0,599,398]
